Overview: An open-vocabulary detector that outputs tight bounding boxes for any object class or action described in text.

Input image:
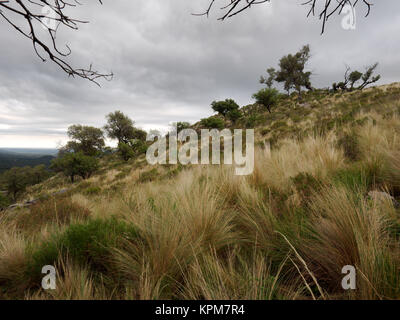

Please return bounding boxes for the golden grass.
[1,86,400,300]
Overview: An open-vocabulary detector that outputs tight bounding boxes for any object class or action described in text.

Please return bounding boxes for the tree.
[1,165,51,202]
[332,63,380,92]
[172,122,191,134]
[65,125,105,156]
[274,45,312,97]
[104,111,137,144]
[260,68,277,88]
[29,165,51,185]
[358,63,381,90]
[252,88,280,113]
[0,0,112,84]
[200,116,225,130]
[211,99,240,118]
[118,142,135,161]
[349,70,363,90]
[198,0,373,33]
[2,167,29,201]
[51,152,99,183]
[227,109,243,124]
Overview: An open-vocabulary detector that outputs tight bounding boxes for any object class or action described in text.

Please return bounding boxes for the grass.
[1,83,400,300]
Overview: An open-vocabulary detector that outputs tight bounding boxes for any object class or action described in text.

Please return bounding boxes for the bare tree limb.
[0,0,113,85]
[196,0,373,33]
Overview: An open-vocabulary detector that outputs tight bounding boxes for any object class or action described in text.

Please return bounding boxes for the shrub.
[211,99,239,118]
[226,109,242,124]
[118,142,135,161]
[27,218,140,281]
[200,116,225,130]
[51,152,99,183]
[84,186,102,196]
[252,88,280,113]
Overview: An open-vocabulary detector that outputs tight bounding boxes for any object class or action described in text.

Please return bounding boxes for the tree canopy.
[63,125,105,156]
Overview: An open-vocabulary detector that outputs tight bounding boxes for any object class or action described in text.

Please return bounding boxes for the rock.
[368,191,400,209]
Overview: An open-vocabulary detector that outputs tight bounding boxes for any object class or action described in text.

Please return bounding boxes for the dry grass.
[1,85,400,300]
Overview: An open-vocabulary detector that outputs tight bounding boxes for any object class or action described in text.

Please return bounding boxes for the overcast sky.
[0,0,399,148]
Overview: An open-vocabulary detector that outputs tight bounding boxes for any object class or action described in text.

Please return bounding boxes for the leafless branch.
[196,0,373,33]
[0,0,113,85]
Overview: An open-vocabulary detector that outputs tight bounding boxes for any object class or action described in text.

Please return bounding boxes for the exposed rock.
[368,191,400,209]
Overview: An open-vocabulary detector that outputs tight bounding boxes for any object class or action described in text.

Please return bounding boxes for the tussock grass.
[1,83,400,300]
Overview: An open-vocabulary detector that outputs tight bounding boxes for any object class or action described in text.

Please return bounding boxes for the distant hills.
[0,148,57,173]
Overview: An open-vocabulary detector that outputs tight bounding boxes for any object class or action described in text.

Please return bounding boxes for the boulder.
[368,191,400,209]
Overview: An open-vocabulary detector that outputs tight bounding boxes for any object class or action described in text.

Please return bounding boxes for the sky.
[0,0,399,148]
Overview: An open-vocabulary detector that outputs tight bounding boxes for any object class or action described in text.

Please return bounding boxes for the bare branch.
[196,0,373,33]
[0,0,112,85]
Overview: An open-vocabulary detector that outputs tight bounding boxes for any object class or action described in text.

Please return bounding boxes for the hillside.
[0,83,400,300]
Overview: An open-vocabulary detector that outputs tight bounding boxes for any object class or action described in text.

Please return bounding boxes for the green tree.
[118,142,135,161]
[104,111,139,144]
[358,63,381,90]
[51,152,99,183]
[200,116,225,130]
[260,67,277,88]
[349,70,363,90]
[29,165,50,185]
[226,109,242,124]
[64,125,105,156]
[2,167,29,201]
[211,99,240,118]
[171,122,191,134]
[275,45,312,96]
[252,88,280,113]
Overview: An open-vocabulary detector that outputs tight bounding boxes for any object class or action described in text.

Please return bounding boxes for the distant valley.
[0,148,57,173]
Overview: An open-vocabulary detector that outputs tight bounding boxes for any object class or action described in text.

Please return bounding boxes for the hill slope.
[1,83,400,300]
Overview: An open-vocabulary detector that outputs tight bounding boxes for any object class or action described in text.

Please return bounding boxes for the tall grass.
[1,86,400,300]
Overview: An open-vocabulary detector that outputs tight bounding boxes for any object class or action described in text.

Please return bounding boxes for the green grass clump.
[25,218,140,290]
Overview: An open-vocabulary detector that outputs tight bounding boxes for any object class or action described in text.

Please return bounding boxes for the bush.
[84,186,102,196]
[200,116,225,130]
[330,166,375,193]
[118,142,135,161]
[226,109,242,124]
[211,99,239,117]
[51,152,99,183]
[15,197,90,232]
[27,218,140,280]
[252,88,280,113]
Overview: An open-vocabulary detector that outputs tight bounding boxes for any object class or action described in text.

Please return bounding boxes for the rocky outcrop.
[368,191,400,209]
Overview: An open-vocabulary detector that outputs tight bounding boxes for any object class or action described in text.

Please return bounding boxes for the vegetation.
[62,125,105,156]
[333,63,381,92]
[1,82,400,300]
[50,152,99,183]
[0,165,50,201]
[262,45,312,96]
[252,88,280,113]
[211,99,240,118]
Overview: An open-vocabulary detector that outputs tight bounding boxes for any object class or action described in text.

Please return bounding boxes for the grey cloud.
[0,0,399,148]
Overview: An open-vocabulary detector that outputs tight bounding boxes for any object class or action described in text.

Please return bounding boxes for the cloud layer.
[0,0,399,148]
